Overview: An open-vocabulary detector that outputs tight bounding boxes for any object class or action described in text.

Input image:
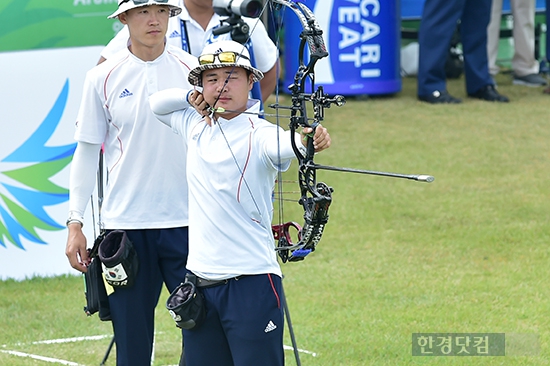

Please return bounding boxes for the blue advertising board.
[283,0,401,96]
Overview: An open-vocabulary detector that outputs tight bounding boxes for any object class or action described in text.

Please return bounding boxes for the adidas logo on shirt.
[264,320,277,333]
[119,89,133,99]
[169,30,180,38]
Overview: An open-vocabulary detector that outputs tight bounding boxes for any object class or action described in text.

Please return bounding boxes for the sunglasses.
[198,51,250,65]
[119,0,169,5]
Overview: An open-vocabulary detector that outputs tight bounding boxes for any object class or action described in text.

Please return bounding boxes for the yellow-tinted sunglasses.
[198,51,250,65]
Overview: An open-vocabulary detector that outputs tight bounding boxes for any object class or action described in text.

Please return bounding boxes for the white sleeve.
[100,26,130,60]
[264,130,302,164]
[74,70,110,144]
[68,142,102,218]
[149,88,192,127]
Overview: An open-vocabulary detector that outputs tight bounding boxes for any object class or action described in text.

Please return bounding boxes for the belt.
[195,275,246,288]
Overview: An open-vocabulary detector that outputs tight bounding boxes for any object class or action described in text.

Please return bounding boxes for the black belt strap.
[195,275,245,288]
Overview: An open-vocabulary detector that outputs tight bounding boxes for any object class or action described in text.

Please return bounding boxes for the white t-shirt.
[74,45,198,229]
[167,100,296,279]
[101,6,278,73]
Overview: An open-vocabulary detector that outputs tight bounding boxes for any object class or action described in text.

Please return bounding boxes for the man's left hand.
[302,126,331,152]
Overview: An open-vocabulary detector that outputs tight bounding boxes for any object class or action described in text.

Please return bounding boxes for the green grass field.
[1,74,549,365]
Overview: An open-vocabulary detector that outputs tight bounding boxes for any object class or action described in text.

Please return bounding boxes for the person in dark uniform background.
[417,0,510,103]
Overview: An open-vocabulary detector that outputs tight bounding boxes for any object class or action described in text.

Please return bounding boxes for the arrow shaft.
[311,163,434,182]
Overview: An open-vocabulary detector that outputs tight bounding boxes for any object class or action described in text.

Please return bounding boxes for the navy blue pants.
[183,274,284,366]
[107,227,188,366]
[417,0,493,96]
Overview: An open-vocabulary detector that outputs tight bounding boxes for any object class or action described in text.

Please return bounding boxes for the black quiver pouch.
[98,230,139,288]
[166,273,206,330]
[84,231,111,321]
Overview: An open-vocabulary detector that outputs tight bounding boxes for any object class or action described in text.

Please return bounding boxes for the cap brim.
[188,64,264,87]
[108,3,182,19]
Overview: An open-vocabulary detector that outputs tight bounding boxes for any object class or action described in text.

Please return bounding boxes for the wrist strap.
[66,217,84,228]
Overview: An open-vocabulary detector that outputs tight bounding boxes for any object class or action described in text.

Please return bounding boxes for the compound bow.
[267,0,434,263]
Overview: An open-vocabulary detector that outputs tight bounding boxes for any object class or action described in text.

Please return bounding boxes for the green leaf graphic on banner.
[0,0,70,38]
[0,82,74,250]
[2,156,71,195]
[0,218,17,249]
[1,193,60,239]
[0,0,118,52]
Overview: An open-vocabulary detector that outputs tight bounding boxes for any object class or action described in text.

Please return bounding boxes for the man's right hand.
[65,224,89,273]
[189,90,213,126]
